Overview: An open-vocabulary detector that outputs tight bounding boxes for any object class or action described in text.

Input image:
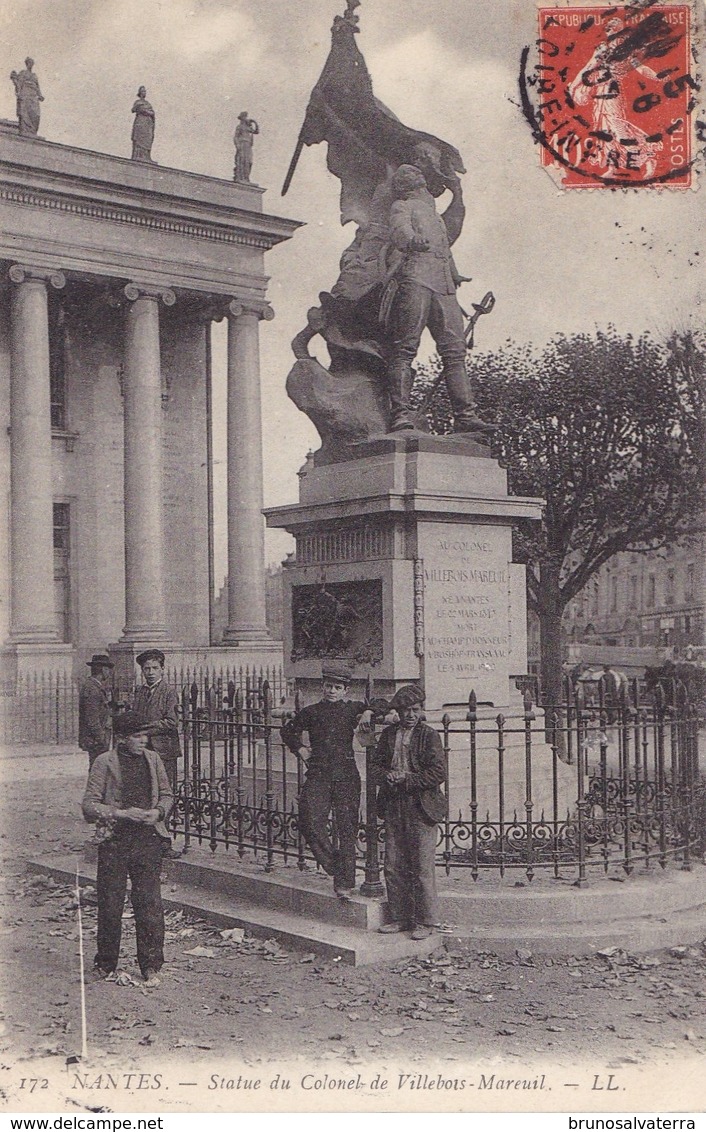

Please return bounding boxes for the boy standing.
[82,733,173,985]
[281,662,376,896]
[372,685,446,939]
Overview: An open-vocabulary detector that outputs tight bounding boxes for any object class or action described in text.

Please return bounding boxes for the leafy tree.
[412,329,704,707]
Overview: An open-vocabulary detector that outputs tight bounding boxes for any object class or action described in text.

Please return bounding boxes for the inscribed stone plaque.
[417,522,513,709]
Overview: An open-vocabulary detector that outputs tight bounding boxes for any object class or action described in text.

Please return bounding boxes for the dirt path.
[1,752,706,1112]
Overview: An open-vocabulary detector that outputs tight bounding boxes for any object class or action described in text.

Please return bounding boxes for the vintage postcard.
[0,0,704,1121]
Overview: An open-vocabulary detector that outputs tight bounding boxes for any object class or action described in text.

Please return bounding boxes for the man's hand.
[298,746,310,762]
[385,770,407,786]
[118,806,158,823]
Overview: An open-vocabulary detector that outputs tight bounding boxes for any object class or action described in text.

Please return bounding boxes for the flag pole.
[282,133,305,196]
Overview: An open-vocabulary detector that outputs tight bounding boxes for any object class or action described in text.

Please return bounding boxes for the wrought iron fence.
[0,663,287,746]
[171,685,704,884]
[0,671,79,744]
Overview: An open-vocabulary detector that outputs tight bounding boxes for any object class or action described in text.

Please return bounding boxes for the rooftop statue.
[282,2,494,454]
[10,57,43,137]
[131,86,155,162]
[234,111,259,183]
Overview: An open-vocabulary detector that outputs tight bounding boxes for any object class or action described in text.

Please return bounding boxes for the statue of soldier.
[382,162,493,435]
[10,57,43,136]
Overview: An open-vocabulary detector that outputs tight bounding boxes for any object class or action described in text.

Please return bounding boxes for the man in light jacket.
[82,734,173,986]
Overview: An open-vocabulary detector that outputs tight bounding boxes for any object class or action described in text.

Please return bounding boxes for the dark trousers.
[95,828,165,976]
[388,282,471,418]
[298,763,361,890]
[384,792,439,927]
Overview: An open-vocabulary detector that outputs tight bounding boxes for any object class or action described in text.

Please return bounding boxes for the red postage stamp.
[521,4,697,187]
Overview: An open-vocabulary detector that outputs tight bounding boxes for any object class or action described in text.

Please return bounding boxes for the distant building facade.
[528,532,706,675]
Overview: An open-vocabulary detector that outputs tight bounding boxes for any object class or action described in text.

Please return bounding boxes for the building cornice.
[0,180,294,251]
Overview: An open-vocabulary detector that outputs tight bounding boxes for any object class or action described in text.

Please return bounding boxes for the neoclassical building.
[0,120,299,682]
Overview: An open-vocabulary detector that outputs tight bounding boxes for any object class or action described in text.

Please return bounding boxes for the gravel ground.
[1,750,705,1113]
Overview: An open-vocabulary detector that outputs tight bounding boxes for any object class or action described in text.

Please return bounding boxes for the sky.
[1,0,703,577]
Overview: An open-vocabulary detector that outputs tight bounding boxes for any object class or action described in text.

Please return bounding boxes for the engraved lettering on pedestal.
[419,524,513,704]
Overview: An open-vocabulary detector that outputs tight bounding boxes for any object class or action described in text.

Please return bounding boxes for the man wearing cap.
[372,684,446,939]
[82,732,173,986]
[79,653,114,769]
[116,650,181,795]
[281,661,378,896]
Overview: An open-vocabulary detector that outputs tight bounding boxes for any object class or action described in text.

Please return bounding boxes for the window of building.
[647,575,656,608]
[685,563,695,604]
[609,576,618,613]
[665,568,675,606]
[53,502,71,643]
[48,295,67,431]
[628,575,638,609]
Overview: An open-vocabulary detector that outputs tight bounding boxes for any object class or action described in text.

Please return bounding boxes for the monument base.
[266,433,575,818]
[266,432,543,713]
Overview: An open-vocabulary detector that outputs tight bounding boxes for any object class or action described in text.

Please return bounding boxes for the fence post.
[234,687,245,859]
[496,713,506,880]
[442,713,452,876]
[360,727,384,897]
[180,686,191,853]
[263,681,275,872]
[523,688,535,883]
[467,690,479,882]
[208,701,218,855]
[574,708,589,888]
[654,685,668,870]
[620,690,634,878]
[598,712,609,873]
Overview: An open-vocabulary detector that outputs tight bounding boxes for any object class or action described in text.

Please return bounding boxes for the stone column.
[120,283,175,642]
[8,264,65,642]
[223,299,274,643]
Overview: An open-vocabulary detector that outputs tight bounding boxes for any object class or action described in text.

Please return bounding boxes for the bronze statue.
[233,111,259,183]
[131,87,155,162]
[282,3,495,452]
[10,57,43,137]
[382,161,490,434]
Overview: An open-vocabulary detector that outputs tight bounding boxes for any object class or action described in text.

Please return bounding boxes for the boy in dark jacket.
[281,661,377,896]
[372,684,446,939]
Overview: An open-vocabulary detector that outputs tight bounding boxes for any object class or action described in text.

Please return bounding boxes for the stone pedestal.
[265,433,541,710]
[266,432,575,820]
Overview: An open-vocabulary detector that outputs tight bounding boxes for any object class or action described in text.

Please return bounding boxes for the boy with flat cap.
[82,732,173,985]
[116,649,182,794]
[372,684,446,939]
[281,661,382,896]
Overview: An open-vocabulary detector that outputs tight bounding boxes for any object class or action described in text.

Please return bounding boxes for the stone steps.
[25,856,442,966]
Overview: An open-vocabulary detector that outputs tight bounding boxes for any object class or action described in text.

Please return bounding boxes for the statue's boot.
[387,358,416,432]
[454,407,497,435]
